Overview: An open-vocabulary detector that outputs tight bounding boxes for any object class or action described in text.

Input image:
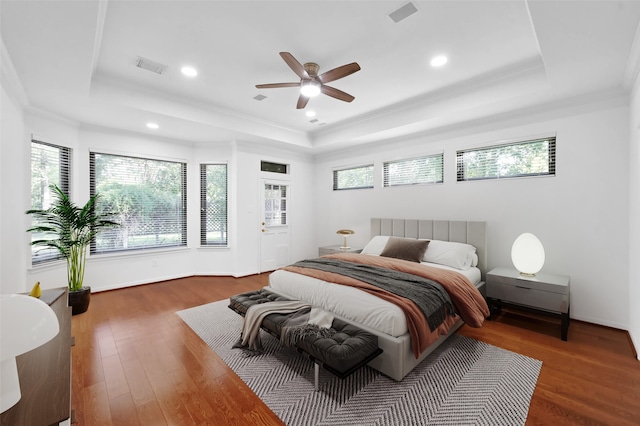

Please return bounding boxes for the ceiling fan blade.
[296,94,310,109]
[318,62,361,84]
[255,82,300,89]
[321,85,355,103]
[280,52,309,79]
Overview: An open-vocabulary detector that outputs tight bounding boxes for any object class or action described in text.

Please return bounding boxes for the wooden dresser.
[1,288,73,426]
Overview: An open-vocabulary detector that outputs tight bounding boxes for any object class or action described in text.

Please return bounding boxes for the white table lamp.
[1,294,59,413]
[511,233,545,277]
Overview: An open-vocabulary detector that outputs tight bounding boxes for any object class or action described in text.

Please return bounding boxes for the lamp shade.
[511,233,545,276]
[1,294,59,412]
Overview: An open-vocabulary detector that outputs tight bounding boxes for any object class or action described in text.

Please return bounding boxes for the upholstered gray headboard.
[370,218,487,280]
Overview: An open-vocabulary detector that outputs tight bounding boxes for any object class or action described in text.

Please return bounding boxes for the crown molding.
[1,36,29,108]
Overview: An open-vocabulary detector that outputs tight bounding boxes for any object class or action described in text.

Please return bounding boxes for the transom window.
[383,153,443,187]
[90,152,187,253]
[200,164,228,246]
[333,164,374,190]
[456,137,556,181]
[30,139,71,264]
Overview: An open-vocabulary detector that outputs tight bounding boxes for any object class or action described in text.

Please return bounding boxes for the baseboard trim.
[91,273,193,293]
[628,329,639,360]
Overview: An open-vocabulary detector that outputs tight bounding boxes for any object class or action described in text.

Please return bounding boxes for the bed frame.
[269,218,487,381]
[362,218,487,381]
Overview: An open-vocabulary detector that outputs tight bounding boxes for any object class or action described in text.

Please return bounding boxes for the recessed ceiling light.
[306,110,316,117]
[146,122,159,129]
[430,55,448,67]
[181,66,198,77]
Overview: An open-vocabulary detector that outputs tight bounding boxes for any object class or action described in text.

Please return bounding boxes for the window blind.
[383,153,443,187]
[200,164,228,246]
[333,164,374,190]
[457,137,556,182]
[90,152,187,253]
[30,139,72,264]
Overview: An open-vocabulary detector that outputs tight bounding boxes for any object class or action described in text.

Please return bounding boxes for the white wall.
[7,113,316,293]
[314,97,630,329]
[0,85,27,294]
[629,76,640,357]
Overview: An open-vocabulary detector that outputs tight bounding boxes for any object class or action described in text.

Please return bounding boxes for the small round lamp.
[511,233,545,277]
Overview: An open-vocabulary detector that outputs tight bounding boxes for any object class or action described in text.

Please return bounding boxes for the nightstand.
[318,245,362,256]
[486,267,570,341]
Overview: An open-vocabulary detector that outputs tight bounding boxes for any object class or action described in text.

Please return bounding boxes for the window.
[200,164,228,246]
[261,161,288,174]
[333,164,374,190]
[456,137,556,182]
[264,183,287,226]
[383,153,443,187]
[90,152,187,253]
[30,139,71,264]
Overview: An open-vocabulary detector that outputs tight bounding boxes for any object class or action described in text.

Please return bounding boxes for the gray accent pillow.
[380,237,430,263]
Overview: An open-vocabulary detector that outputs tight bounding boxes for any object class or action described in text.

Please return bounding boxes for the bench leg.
[314,363,319,391]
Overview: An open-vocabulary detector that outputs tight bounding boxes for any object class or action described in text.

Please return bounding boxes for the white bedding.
[268,261,481,338]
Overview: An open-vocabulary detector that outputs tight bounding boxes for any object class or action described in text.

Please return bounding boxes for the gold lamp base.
[336,229,355,251]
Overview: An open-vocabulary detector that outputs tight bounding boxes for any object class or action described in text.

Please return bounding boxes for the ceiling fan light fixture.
[300,80,321,97]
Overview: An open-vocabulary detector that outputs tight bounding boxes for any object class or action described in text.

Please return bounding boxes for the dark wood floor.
[71,274,640,425]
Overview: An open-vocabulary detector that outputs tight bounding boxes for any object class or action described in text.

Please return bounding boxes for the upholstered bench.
[229,288,382,390]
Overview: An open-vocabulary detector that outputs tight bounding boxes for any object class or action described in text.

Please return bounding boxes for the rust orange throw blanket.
[282,253,490,358]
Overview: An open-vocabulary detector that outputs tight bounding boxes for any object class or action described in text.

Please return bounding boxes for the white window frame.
[29,139,72,265]
[200,163,228,247]
[333,164,374,190]
[89,151,188,254]
[456,137,556,182]
[383,153,444,187]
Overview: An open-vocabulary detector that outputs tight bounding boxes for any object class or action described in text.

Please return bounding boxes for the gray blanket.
[291,258,455,331]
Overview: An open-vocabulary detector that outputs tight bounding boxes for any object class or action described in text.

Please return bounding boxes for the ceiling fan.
[256,52,361,109]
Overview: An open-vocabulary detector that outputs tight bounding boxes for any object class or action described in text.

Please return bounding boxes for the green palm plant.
[26,184,119,291]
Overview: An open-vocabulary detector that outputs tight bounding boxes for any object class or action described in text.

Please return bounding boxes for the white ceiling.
[2,1,640,153]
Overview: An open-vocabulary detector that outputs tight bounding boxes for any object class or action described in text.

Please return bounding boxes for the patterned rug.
[177,299,542,426]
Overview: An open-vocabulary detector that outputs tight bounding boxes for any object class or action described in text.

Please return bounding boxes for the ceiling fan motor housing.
[303,62,320,78]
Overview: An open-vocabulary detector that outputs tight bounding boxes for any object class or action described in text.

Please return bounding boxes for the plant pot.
[68,286,91,315]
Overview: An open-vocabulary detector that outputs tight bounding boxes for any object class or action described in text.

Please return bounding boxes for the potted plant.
[26,184,119,315]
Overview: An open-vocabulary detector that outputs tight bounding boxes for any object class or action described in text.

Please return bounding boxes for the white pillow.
[423,240,477,270]
[360,235,390,255]
[362,236,477,270]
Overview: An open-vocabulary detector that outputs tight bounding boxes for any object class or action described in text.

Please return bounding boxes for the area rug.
[177,299,542,426]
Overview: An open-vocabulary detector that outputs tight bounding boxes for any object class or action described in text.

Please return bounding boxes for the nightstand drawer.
[486,282,568,313]
[487,271,568,295]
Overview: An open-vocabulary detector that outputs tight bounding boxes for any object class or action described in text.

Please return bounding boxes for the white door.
[260,180,290,272]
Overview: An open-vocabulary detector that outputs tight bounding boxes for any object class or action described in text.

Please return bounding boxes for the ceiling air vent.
[389,2,418,23]
[253,94,267,101]
[309,119,319,123]
[136,56,168,74]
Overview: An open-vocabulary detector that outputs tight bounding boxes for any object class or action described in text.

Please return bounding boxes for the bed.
[268,218,489,381]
